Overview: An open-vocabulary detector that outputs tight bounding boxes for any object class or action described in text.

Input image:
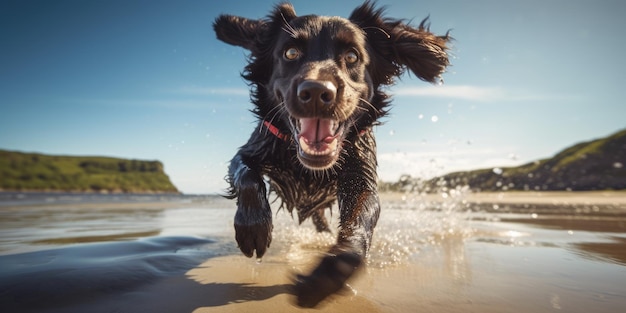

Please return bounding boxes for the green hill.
[430,128,626,191]
[0,150,179,193]
[379,129,626,192]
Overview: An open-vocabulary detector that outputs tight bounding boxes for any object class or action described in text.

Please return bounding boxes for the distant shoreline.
[380,190,626,216]
[0,191,221,210]
[0,189,182,195]
[3,190,626,215]
[4,189,626,199]
[380,190,626,205]
[4,189,626,205]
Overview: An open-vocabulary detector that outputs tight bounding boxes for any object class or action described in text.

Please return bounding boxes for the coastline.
[379,190,626,205]
[2,190,625,213]
[4,190,626,204]
[379,190,626,215]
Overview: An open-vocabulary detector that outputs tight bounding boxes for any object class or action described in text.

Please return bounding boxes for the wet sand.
[381,191,626,215]
[1,191,626,312]
[380,190,626,205]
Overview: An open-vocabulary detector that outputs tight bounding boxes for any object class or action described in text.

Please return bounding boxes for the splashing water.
[269,186,474,270]
[368,187,473,268]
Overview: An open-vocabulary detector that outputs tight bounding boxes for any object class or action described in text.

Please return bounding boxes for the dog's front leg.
[294,151,381,307]
[228,153,272,259]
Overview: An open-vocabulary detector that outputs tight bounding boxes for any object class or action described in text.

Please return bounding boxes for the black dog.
[214,1,449,307]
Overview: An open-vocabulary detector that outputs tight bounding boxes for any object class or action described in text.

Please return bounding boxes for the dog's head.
[214,2,450,170]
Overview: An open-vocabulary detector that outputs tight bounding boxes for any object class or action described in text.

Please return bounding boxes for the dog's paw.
[293,252,362,308]
[234,207,273,258]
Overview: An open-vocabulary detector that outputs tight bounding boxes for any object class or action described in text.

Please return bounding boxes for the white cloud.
[377,148,525,183]
[393,85,578,102]
[394,85,506,102]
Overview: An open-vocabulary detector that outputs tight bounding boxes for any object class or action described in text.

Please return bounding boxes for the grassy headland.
[380,128,626,193]
[0,150,179,193]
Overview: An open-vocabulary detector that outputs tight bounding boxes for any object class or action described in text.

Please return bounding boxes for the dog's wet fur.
[214,1,450,307]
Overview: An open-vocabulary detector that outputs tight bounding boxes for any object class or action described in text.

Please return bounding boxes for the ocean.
[1,191,625,312]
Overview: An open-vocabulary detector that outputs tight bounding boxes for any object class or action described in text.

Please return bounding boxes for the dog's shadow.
[194,282,293,306]
[172,256,303,311]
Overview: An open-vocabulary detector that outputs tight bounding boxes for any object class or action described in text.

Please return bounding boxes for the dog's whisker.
[280,12,298,38]
[262,102,284,121]
[359,97,378,113]
[257,121,267,136]
[264,107,282,126]
[354,105,368,113]
[281,26,296,38]
[259,103,287,137]
[348,121,360,136]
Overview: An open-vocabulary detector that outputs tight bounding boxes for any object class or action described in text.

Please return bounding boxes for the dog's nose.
[297,80,337,106]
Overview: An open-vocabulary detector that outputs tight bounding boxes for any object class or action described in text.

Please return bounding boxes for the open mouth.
[291,118,344,169]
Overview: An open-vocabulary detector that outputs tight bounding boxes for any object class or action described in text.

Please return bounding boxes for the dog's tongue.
[299,118,335,144]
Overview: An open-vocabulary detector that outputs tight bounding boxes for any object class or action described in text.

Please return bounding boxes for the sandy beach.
[1,191,626,312]
[380,190,626,204]
[380,190,626,216]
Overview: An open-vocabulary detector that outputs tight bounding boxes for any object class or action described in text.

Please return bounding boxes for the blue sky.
[1,0,624,194]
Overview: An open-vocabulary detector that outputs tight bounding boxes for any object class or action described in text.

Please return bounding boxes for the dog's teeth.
[298,136,338,156]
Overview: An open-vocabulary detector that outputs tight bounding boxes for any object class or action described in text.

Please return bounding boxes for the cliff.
[0,150,179,193]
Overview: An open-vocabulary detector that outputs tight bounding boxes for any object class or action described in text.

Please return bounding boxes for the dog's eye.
[345,51,359,64]
[284,47,301,60]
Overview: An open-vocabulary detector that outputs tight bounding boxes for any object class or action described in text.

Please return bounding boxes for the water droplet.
[256,258,263,264]
[614,162,623,169]
[567,230,574,235]
[492,204,499,210]
[550,294,562,310]
[418,114,424,119]
[531,213,538,219]
[492,168,503,175]
[389,130,395,136]
[345,283,358,296]
[431,115,439,123]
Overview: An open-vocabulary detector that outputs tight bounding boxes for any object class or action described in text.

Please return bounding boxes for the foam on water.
[269,187,475,269]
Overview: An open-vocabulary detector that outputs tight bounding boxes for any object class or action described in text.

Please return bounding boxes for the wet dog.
[213,1,450,307]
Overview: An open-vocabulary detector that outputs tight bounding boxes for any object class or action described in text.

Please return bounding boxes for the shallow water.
[1,192,625,312]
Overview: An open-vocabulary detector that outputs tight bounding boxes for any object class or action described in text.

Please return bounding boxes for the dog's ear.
[350,2,450,85]
[213,4,297,52]
[390,20,450,83]
[213,15,264,51]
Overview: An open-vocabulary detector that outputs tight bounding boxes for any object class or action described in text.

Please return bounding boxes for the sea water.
[1,192,625,312]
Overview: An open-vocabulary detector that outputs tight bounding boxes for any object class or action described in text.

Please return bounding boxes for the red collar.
[263,121,290,141]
